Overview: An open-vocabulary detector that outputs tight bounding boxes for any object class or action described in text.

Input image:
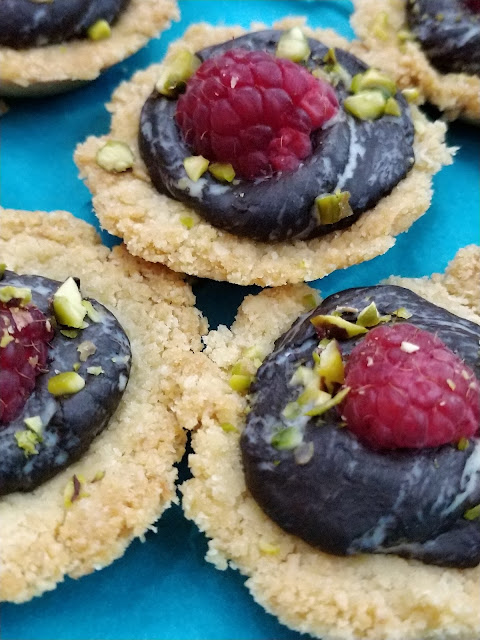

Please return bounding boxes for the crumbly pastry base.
[75,18,453,287]
[0,208,205,603]
[0,0,178,96]
[350,0,480,123]
[181,246,480,640]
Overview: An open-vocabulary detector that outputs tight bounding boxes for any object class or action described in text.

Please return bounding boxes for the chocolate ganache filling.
[407,0,480,76]
[0,270,131,495]
[139,30,415,243]
[0,0,130,49]
[241,286,480,568]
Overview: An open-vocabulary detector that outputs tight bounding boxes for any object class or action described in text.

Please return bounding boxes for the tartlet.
[180,245,480,640]
[0,0,178,97]
[0,207,205,603]
[75,18,453,287]
[350,0,480,122]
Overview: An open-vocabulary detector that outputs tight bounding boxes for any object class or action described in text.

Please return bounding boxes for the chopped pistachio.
[464,504,480,521]
[87,366,104,376]
[323,48,337,66]
[311,314,368,338]
[457,437,469,451]
[350,69,397,98]
[259,541,281,555]
[53,278,87,328]
[60,329,79,339]
[371,12,390,40]
[282,401,302,420]
[180,215,196,229]
[64,474,88,508]
[305,386,350,417]
[317,340,344,387]
[344,90,386,120]
[183,155,210,182]
[298,387,332,408]
[276,27,310,62]
[77,340,97,361]
[48,371,85,396]
[96,140,134,173]
[73,362,81,372]
[315,191,353,225]
[15,430,40,456]
[229,374,253,393]
[92,470,106,482]
[302,293,320,310]
[357,302,381,328]
[156,49,201,97]
[0,332,13,348]
[209,162,235,183]
[220,422,239,434]
[0,264,6,279]
[392,307,413,320]
[402,87,420,104]
[82,300,101,323]
[271,427,302,451]
[0,286,32,305]
[384,97,401,117]
[294,441,314,465]
[24,416,43,435]
[87,19,111,41]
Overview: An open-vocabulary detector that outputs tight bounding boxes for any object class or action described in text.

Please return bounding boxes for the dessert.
[75,19,453,286]
[181,246,480,640]
[0,207,205,603]
[0,0,178,96]
[351,0,480,122]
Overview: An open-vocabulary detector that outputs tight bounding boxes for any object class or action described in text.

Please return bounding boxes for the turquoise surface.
[1,1,479,638]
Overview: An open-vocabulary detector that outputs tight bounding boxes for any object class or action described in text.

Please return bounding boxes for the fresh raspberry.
[465,0,480,14]
[175,49,339,180]
[0,301,54,425]
[340,323,480,450]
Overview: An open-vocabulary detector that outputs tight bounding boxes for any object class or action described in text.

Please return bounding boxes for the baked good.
[0,0,178,96]
[350,0,480,122]
[75,18,453,286]
[181,245,480,640]
[0,207,205,602]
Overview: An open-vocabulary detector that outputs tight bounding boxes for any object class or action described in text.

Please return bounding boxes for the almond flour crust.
[75,18,454,287]
[0,207,205,603]
[181,246,480,640]
[350,0,480,123]
[0,0,178,97]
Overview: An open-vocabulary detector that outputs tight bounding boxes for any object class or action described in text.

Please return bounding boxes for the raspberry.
[0,301,54,425]
[340,323,480,450]
[176,49,339,180]
[465,0,480,13]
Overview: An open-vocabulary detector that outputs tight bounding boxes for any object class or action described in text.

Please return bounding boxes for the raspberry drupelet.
[175,48,339,180]
[341,323,480,450]
[0,301,54,425]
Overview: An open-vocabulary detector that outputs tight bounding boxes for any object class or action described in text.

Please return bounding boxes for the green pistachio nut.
[315,191,353,225]
[53,278,87,328]
[96,140,134,173]
[180,215,195,229]
[344,90,387,120]
[48,371,85,396]
[317,340,345,386]
[183,155,210,182]
[392,307,413,320]
[350,69,397,98]
[402,87,420,104]
[208,162,236,183]
[156,50,201,97]
[220,422,239,434]
[87,366,104,376]
[0,286,32,305]
[384,97,401,117]
[15,430,40,456]
[311,314,368,338]
[0,331,13,348]
[87,19,111,41]
[464,504,480,521]
[24,416,43,435]
[357,301,381,328]
[229,373,253,393]
[271,427,303,451]
[82,300,101,323]
[0,264,6,279]
[305,386,350,417]
[276,27,311,63]
[323,48,337,66]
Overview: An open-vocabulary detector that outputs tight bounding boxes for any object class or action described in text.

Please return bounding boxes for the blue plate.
[1,1,479,638]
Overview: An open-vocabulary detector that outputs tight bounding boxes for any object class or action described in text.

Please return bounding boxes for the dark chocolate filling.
[407,0,480,76]
[241,286,480,568]
[0,0,129,49]
[0,271,131,496]
[139,30,415,243]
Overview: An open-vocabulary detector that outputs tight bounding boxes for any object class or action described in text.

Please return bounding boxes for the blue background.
[0,1,478,638]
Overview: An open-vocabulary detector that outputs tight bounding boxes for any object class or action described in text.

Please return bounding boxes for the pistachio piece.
[311,314,368,339]
[77,340,97,362]
[305,386,350,417]
[344,90,386,120]
[317,340,344,387]
[60,329,79,339]
[229,373,253,393]
[357,302,381,328]
[208,162,235,183]
[271,427,302,451]
[371,12,391,40]
[96,140,134,173]
[15,430,40,456]
[53,277,87,328]
[464,505,480,521]
[315,191,353,225]
[0,286,32,305]
[64,474,88,508]
[402,88,420,104]
[0,331,13,348]
[350,69,397,98]
[220,422,239,434]
[302,293,320,310]
[183,155,210,182]
[259,542,280,555]
[457,436,470,451]
[87,366,104,376]
[180,215,196,229]
[82,300,101,323]
[294,441,314,465]
[48,371,85,396]
[156,50,201,97]
[0,264,6,279]
[384,97,401,117]
[24,416,43,434]
[392,307,413,320]
[87,19,111,41]
[276,27,311,63]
